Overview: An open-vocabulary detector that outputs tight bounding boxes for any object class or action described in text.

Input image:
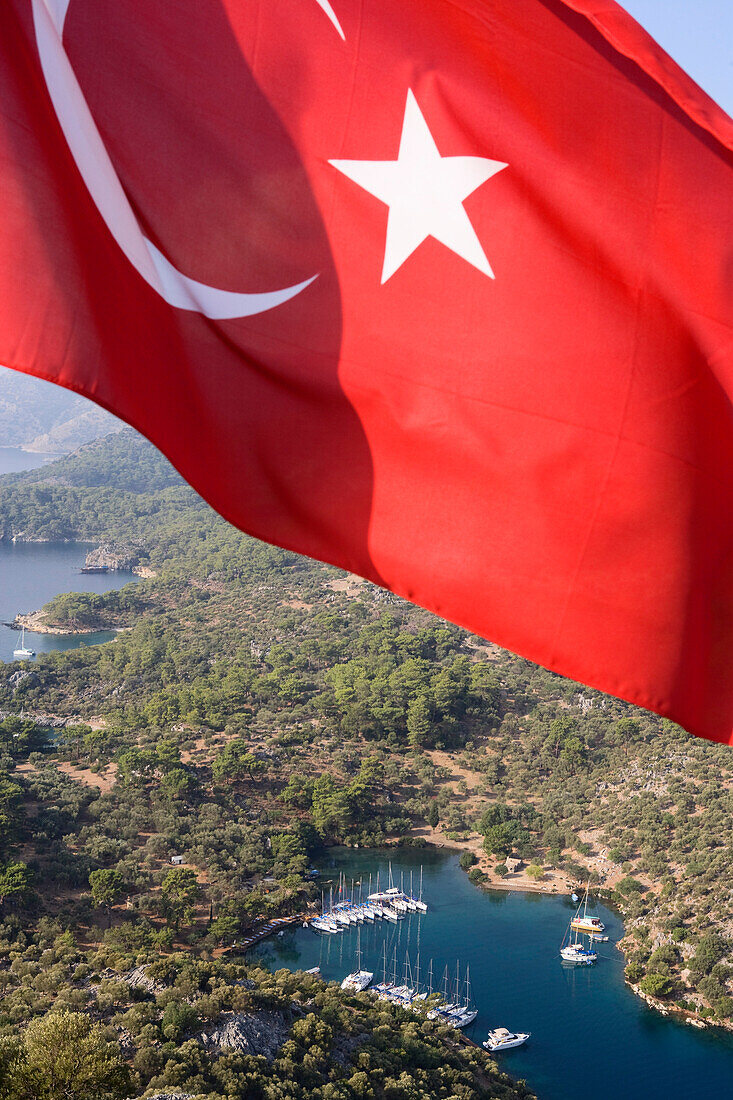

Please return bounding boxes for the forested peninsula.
[1,431,733,1097]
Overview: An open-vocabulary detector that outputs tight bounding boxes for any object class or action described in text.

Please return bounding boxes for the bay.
[250,847,733,1100]
[0,446,62,475]
[0,541,140,663]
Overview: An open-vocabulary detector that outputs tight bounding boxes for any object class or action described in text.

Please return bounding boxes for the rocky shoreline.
[433,839,728,1034]
[9,610,101,636]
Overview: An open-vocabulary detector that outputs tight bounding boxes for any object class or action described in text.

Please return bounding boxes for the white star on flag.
[330,89,508,283]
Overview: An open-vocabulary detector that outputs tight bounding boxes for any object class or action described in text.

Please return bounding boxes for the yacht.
[341,969,373,992]
[341,928,373,992]
[13,626,35,660]
[571,883,605,934]
[483,1027,530,1052]
[560,940,597,965]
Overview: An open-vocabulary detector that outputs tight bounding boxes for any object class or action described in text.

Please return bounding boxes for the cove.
[0,541,140,663]
[0,446,61,475]
[249,847,733,1100]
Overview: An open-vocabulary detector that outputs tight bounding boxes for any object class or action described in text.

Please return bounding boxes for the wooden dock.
[238,915,300,950]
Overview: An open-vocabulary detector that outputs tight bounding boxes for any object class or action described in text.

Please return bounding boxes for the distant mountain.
[0,366,121,452]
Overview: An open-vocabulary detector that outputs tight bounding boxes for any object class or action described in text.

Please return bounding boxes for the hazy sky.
[622,0,733,115]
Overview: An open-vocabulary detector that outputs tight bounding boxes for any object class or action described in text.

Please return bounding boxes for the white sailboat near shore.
[13,625,35,660]
[341,926,373,992]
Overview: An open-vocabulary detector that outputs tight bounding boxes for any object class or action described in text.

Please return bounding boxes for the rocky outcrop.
[123,965,167,996]
[84,543,139,571]
[14,610,84,635]
[199,1011,289,1061]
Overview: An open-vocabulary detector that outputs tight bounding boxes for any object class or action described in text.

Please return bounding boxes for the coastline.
[12,611,101,636]
[416,835,728,1033]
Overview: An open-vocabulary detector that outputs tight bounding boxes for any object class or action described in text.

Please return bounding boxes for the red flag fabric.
[0,1,731,740]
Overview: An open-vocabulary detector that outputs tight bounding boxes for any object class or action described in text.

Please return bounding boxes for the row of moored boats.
[341,949,529,1049]
[326,868,530,1052]
[310,870,427,934]
[343,946,479,1029]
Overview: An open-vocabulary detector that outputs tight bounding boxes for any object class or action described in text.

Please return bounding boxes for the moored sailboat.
[570,882,605,934]
[13,625,35,660]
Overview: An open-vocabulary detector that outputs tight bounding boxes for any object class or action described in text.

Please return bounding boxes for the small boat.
[571,893,579,903]
[483,1027,530,1052]
[13,626,35,660]
[305,966,320,975]
[589,932,609,942]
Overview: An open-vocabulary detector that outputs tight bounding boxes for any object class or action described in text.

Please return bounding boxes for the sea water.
[250,847,733,1100]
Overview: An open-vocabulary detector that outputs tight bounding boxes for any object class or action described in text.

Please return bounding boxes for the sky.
[621,0,733,115]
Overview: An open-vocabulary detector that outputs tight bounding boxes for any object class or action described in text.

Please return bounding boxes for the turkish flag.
[0,1,731,740]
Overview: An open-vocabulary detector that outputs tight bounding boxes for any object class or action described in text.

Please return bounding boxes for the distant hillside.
[0,366,120,452]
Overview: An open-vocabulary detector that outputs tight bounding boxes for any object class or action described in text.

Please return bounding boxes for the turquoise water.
[0,541,139,663]
[250,848,733,1100]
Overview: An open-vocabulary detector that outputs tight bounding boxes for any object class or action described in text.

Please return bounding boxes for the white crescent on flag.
[30,0,346,318]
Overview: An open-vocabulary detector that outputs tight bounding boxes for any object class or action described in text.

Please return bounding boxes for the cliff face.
[84,544,140,571]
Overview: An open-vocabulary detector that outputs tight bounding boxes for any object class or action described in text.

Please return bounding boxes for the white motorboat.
[483,1027,530,1052]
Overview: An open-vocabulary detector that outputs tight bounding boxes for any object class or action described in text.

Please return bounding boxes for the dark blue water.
[0,541,139,662]
[250,848,733,1100]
